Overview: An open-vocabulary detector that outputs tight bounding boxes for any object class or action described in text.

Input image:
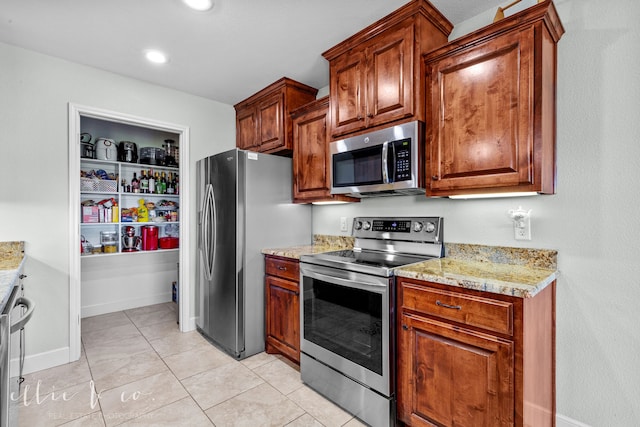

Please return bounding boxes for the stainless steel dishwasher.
[0,278,35,427]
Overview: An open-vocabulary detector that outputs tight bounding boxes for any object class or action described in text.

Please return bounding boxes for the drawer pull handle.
[436,300,461,310]
[277,266,287,271]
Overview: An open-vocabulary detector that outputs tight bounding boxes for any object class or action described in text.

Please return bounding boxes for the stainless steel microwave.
[330,121,424,197]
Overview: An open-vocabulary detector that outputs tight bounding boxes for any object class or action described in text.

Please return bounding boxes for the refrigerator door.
[196,149,243,356]
[196,148,311,360]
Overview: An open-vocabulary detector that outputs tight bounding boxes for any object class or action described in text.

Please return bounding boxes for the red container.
[141,225,158,250]
[158,237,179,249]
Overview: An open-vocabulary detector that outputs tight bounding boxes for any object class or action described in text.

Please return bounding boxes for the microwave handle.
[382,141,390,183]
[381,141,396,184]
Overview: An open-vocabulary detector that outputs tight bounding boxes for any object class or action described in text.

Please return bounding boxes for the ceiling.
[0,0,503,106]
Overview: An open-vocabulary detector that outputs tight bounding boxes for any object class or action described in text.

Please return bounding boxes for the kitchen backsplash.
[446,242,557,270]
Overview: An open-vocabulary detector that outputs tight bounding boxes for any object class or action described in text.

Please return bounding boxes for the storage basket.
[81,177,118,193]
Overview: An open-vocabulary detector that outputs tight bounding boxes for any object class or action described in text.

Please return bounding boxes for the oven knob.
[362,221,371,230]
[413,222,423,232]
[425,222,436,233]
[354,221,362,230]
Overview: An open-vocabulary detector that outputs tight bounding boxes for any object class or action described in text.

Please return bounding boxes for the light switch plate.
[340,217,348,232]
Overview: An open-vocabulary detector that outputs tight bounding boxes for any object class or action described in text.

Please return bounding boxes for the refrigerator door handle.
[202,183,216,281]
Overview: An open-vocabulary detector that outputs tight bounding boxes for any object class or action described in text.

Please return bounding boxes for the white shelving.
[80,157,180,255]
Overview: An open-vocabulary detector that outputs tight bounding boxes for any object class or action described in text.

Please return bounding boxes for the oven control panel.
[352,216,442,243]
[371,220,411,233]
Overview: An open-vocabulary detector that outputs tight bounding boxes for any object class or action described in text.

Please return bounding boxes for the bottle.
[121,178,127,193]
[131,172,139,193]
[140,170,149,194]
[174,174,179,195]
[160,172,167,194]
[148,169,155,194]
[166,172,174,195]
[112,202,119,223]
[156,172,163,194]
[137,199,149,222]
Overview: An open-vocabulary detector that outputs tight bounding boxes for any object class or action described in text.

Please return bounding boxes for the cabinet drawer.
[265,256,300,282]
[401,282,513,336]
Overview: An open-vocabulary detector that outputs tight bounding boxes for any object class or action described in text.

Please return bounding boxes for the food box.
[82,206,99,223]
[158,237,179,249]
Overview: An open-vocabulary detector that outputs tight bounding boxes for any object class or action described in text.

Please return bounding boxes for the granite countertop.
[0,241,25,311]
[262,235,355,259]
[263,237,558,299]
[395,243,558,298]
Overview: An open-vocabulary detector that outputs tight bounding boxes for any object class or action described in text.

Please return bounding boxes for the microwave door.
[333,145,384,189]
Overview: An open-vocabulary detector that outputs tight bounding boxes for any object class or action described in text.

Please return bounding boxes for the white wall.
[0,42,235,368]
[2,0,639,424]
[313,1,640,425]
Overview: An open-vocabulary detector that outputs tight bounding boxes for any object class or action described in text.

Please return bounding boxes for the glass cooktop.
[301,249,431,277]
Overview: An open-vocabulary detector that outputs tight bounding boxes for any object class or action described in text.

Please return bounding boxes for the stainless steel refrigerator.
[196,148,311,359]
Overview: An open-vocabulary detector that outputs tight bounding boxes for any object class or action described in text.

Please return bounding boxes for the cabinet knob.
[367,113,374,118]
[431,176,439,181]
[357,115,363,120]
[19,274,27,279]
[402,324,409,330]
[277,266,287,271]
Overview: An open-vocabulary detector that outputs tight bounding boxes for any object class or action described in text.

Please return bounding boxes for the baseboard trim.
[557,413,591,427]
[81,293,172,318]
[11,346,70,376]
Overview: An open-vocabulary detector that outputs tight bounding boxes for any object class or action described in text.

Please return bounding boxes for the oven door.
[300,263,393,396]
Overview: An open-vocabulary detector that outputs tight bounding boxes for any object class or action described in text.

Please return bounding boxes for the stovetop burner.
[301,216,444,277]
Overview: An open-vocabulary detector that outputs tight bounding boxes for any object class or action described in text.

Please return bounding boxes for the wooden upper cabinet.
[323,0,453,139]
[234,77,318,156]
[424,1,564,196]
[236,107,258,151]
[366,22,414,128]
[291,97,358,204]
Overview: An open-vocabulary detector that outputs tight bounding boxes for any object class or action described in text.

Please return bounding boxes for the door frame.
[68,103,192,362]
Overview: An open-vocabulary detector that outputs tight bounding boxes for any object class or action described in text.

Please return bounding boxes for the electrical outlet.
[340,217,348,232]
[514,216,531,240]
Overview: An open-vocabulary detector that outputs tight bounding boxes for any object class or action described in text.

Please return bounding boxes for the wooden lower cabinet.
[397,278,555,427]
[264,255,300,363]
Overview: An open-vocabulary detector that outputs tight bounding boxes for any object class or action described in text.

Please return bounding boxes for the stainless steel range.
[300,217,444,427]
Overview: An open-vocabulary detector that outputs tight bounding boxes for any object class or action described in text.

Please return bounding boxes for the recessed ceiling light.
[145,50,168,64]
[182,0,214,11]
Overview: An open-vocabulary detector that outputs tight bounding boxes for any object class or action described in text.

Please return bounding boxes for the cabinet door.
[398,313,514,427]
[265,275,300,363]
[426,28,534,194]
[366,21,415,128]
[329,50,367,137]
[293,104,330,201]
[257,92,284,152]
[236,106,258,150]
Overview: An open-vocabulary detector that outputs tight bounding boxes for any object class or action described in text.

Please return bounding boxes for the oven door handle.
[301,266,388,294]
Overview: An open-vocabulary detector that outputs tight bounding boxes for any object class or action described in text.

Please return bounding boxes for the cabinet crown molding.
[322,0,453,61]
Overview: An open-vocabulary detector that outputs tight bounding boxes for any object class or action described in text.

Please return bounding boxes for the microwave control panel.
[392,139,411,181]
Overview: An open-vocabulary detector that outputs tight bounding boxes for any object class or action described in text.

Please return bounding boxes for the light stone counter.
[261,235,354,259]
[395,243,558,298]
[263,238,558,298]
[0,241,25,311]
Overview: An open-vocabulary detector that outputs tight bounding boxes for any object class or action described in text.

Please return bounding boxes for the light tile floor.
[18,302,367,427]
